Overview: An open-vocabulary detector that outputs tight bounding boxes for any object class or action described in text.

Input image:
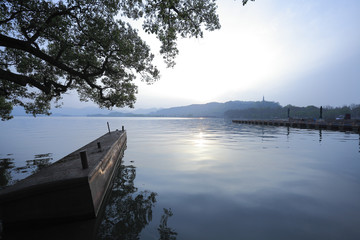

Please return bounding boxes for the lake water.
[1,117,360,239]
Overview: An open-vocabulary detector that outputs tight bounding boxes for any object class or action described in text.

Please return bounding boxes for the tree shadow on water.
[13,153,53,174]
[97,164,157,240]
[96,164,178,240]
[158,208,178,240]
[0,157,15,188]
[0,153,53,189]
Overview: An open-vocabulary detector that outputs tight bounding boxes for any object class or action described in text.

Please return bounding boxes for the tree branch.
[29,5,80,43]
[0,9,23,25]
[0,34,105,80]
[0,34,112,102]
[0,68,48,93]
[0,68,71,96]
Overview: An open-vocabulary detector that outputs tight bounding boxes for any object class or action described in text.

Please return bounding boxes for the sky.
[63,0,360,110]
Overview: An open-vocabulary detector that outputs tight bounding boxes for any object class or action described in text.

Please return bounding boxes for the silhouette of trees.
[0,0,254,120]
[225,104,360,120]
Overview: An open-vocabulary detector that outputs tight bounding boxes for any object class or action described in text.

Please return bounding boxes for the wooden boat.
[0,130,127,225]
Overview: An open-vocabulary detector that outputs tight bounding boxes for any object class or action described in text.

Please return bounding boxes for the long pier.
[232,119,360,133]
[0,129,127,225]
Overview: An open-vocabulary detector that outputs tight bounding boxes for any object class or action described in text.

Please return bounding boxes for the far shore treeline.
[224,103,360,120]
[9,100,360,120]
[107,100,360,120]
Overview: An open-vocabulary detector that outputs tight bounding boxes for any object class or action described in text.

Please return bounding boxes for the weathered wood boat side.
[0,130,127,225]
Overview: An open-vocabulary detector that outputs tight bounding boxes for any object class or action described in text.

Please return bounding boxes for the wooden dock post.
[80,151,89,169]
[107,122,111,133]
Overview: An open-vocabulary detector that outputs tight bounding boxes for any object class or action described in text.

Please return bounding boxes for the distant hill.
[11,101,360,120]
[88,111,140,117]
[11,100,283,118]
[149,100,280,117]
[63,100,281,118]
[131,108,162,115]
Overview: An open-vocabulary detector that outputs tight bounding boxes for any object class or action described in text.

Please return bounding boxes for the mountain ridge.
[148,100,280,117]
[11,100,281,118]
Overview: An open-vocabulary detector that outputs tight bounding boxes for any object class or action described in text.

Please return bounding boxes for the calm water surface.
[1,117,360,239]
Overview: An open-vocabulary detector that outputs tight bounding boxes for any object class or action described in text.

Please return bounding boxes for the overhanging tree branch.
[29,5,80,43]
[0,68,48,93]
[0,34,105,80]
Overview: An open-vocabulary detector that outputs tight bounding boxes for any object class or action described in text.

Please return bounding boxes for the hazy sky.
[64,0,360,109]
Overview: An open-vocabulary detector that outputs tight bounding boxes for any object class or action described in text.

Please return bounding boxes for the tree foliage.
[0,0,254,120]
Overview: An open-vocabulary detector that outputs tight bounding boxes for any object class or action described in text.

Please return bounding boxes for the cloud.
[61,1,360,109]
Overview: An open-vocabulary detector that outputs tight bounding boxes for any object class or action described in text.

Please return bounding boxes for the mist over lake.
[1,117,360,239]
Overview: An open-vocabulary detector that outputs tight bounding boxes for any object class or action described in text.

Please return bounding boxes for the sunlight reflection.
[193,132,205,148]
